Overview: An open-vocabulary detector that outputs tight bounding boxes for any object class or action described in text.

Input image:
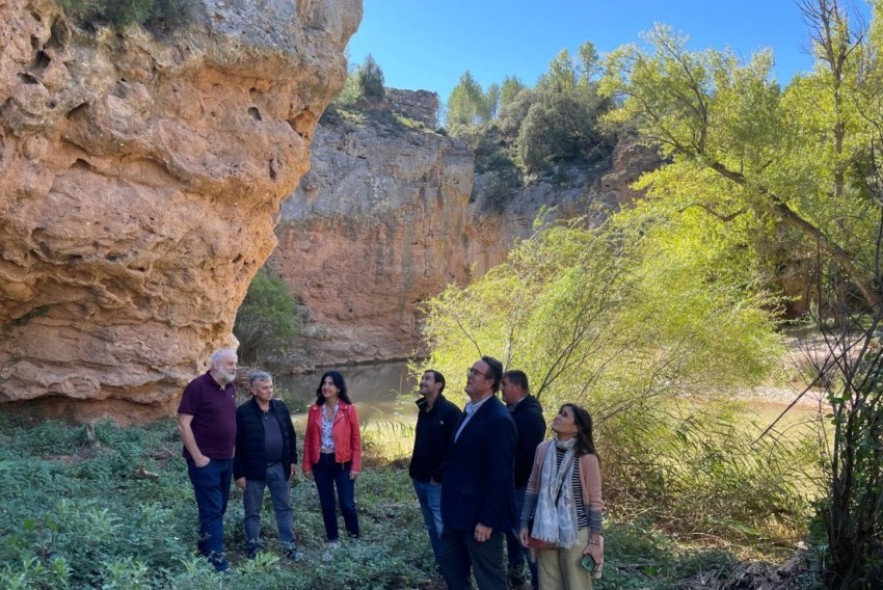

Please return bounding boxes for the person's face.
[551,406,578,438]
[500,377,522,405]
[213,353,238,384]
[321,376,340,401]
[251,379,274,403]
[465,360,493,398]
[419,372,439,397]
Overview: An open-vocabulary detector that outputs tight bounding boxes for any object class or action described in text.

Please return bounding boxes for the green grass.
[0,416,820,589]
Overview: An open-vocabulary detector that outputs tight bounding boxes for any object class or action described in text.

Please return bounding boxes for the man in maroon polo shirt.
[177,348,238,572]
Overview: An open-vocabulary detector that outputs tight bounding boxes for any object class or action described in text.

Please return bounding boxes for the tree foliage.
[517,90,612,173]
[233,268,303,370]
[58,0,192,30]
[597,1,883,586]
[446,71,492,127]
[418,216,799,534]
[357,54,386,103]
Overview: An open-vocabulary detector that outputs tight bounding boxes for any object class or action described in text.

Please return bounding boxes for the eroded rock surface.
[270,103,658,367]
[0,0,360,423]
[270,110,492,367]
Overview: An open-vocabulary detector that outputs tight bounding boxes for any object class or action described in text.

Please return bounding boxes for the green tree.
[418,217,797,533]
[517,90,611,173]
[499,75,526,111]
[234,268,303,369]
[484,83,501,120]
[539,49,577,92]
[599,1,883,585]
[446,71,487,127]
[358,54,386,103]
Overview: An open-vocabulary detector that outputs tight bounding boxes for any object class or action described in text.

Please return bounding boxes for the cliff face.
[270,110,502,366]
[0,0,360,423]
[270,101,658,367]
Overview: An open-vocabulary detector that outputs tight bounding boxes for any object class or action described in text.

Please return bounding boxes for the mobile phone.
[580,554,596,573]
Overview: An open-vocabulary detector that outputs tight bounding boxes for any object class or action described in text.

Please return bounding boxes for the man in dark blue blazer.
[439,356,517,590]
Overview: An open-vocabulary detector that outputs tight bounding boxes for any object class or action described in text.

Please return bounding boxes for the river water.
[273,361,418,425]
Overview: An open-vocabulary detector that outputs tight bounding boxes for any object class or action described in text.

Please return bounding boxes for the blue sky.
[346,0,872,107]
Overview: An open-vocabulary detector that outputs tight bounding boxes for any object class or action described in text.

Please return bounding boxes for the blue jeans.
[187,458,232,565]
[413,478,444,563]
[312,453,359,541]
[243,462,295,550]
[507,486,538,589]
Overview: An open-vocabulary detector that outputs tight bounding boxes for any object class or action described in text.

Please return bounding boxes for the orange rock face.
[0,0,360,423]
[270,115,504,366]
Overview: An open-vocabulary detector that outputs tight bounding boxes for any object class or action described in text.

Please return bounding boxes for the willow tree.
[600,1,883,586]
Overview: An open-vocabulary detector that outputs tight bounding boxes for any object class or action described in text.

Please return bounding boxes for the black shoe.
[247,546,262,560]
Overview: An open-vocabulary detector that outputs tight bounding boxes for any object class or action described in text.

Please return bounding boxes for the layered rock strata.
[0,0,360,423]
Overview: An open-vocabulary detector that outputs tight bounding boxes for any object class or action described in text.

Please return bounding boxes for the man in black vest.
[410,370,462,566]
[233,371,300,560]
[501,370,545,590]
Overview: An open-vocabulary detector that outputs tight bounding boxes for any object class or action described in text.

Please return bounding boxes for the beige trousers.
[536,527,592,590]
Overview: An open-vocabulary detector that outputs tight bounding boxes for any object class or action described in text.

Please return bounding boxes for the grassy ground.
[0,416,822,589]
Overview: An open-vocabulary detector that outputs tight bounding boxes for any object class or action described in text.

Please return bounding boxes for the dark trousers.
[507,486,538,589]
[312,453,359,541]
[243,462,295,549]
[187,458,232,561]
[439,528,507,590]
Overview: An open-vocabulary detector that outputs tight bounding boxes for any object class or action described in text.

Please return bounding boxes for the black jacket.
[233,397,298,481]
[510,395,545,488]
[409,394,462,483]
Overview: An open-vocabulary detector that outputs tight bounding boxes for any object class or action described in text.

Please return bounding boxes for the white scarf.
[530,438,579,548]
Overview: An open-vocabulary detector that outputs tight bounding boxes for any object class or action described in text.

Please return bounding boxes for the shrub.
[357,55,385,104]
[517,89,613,174]
[57,0,194,31]
[233,268,303,371]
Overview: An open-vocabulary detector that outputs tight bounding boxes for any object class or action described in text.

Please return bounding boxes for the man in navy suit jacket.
[439,356,517,590]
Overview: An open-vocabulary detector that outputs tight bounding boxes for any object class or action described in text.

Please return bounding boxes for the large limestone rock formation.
[0,0,360,423]
[270,99,658,367]
[270,108,496,367]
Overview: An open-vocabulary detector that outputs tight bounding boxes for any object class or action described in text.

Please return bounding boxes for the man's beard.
[215,367,236,385]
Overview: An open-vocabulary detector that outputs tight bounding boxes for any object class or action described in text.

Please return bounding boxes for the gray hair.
[210,348,237,365]
[248,371,272,386]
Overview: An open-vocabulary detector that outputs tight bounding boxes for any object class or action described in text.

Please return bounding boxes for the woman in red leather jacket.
[303,371,362,547]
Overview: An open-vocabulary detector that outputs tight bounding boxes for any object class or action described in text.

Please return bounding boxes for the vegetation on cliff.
[57,0,194,31]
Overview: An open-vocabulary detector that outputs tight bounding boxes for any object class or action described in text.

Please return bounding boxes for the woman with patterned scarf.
[518,404,604,589]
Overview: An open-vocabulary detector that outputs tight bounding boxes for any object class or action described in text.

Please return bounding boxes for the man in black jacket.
[233,371,300,560]
[409,369,462,565]
[501,370,545,590]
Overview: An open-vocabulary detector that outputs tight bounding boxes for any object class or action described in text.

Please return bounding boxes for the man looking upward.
[409,370,462,566]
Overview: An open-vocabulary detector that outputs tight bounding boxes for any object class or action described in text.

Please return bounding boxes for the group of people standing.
[176,348,603,590]
[176,348,361,572]
[411,356,604,590]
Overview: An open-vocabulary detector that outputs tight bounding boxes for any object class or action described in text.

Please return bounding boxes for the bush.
[58,0,194,31]
[357,55,385,104]
[517,90,613,173]
[233,268,303,371]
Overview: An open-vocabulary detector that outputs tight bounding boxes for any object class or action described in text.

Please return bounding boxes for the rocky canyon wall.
[270,101,658,367]
[0,0,360,423]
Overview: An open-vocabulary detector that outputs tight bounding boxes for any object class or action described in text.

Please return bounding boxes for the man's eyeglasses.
[467,368,491,379]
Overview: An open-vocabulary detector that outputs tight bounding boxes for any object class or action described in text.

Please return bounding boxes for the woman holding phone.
[519,403,603,589]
